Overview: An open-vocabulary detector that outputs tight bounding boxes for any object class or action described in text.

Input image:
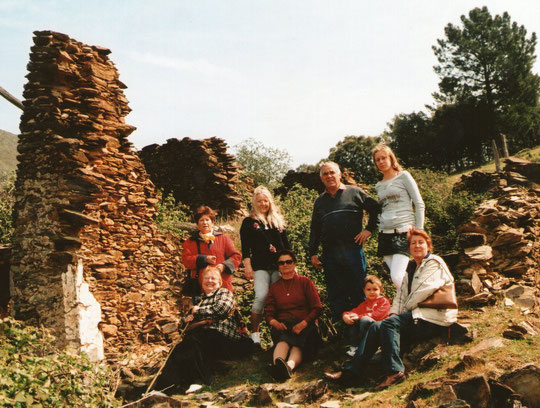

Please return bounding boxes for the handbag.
[182,239,203,297]
[418,282,458,309]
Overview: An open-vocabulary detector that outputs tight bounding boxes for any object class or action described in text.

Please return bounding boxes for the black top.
[240,216,290,271]
[308,184,381,255]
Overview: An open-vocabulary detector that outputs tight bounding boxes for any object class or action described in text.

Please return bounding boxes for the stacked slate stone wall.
[140,137,246,216]
[455,158,540,308]
[10,31,183,363]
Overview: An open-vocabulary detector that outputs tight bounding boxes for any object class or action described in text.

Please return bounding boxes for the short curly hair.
[407,228,433,251]
[194,206,216,223]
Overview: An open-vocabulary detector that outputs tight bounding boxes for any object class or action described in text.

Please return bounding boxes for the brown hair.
[407,228,433,251]
[372,143,403,172]
[364,274,384,292]
[194,206,217,223]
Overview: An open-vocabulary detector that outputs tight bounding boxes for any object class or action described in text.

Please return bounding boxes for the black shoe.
[274,358,292,381]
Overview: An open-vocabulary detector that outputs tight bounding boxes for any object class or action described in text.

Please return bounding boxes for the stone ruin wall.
[139,137,246,217]
[454,158,540,309]
[10,31,184,363]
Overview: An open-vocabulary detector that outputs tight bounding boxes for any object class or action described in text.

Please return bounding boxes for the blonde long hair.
[251,186,286,230]
[372,143,403,173]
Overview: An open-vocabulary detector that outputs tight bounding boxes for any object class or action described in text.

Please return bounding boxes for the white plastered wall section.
[62,258,104,361]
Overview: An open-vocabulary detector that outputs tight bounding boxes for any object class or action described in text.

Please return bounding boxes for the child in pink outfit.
[342,275,391,356]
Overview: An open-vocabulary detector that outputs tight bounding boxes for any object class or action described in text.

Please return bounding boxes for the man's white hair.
[319,161,341,176]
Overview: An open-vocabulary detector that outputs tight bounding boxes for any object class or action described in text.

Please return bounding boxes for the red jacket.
[342,296,391,322]
[182,231,241,292]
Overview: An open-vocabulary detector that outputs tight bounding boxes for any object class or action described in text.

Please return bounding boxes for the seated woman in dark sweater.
[265,250,323,381]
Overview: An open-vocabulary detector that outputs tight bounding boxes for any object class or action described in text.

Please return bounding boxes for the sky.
[1,1,539,168]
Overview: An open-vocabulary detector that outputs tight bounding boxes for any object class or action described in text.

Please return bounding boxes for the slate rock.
[254,385,273,406]
[452,374,491,408]
[464,246,493,261]
[488,379,519,408]
[439,400,471,408]
[500,364,540,408]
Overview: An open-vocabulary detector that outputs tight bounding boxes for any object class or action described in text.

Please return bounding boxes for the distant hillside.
[0,129,17,175]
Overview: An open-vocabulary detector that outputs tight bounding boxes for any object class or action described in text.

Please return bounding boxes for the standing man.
[309,162,381,323]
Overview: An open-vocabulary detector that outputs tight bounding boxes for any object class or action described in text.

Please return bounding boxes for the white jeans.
[384,254,410,289]
[252,269,281,313]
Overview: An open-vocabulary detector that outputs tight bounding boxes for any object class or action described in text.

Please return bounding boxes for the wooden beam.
[0,86,23,110]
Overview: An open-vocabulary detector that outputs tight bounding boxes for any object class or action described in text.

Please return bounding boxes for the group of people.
[154,143,458,394]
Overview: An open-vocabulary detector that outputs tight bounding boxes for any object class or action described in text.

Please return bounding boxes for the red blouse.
[265,273,322,324]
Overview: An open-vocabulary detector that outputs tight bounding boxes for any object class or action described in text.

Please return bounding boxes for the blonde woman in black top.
[240,186,290,346]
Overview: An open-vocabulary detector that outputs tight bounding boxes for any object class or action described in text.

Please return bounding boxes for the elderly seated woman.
[265,249,323,381]
[154,267,250,394]
[325,229,458,390]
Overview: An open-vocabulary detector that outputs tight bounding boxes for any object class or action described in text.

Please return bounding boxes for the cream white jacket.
[390,254,458,327]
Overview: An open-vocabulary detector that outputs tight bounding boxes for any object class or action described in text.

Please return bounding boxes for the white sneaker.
[251,332,261,344]
[185,383,202,394]
[346,346,358,357]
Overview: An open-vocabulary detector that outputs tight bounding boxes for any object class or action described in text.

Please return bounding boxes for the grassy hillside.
[447,145,540,185]
[0,129,17,176]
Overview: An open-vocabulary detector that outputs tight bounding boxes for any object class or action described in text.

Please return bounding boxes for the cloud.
[127,51,240,81]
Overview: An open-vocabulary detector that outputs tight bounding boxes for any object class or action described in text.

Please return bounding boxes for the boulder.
[500,364,540,408]
[464,246,492,261]
[452,374,491,408]
[254,385,273,406]
[491,227,523,247]
[504,285,538,309]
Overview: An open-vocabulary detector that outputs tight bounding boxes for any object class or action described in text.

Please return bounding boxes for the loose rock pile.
[454,158,539,308]
[139,137,246,217]
[11,30,184,364]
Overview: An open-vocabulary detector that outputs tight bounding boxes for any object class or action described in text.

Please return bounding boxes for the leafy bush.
[410,168,488,251]
[0,173,14,245]
[155,193,191,240]
[0,318,120,407]
[278,185,320,277]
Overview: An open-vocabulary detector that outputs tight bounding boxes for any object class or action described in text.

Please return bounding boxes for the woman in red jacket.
[182,206,241,294]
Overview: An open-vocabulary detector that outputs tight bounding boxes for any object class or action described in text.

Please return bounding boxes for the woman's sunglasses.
[277,259,294,265]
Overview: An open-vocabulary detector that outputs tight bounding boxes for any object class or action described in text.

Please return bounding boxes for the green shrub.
[155,193,191,240]
[0,318,120,407]
[0,173,14,245]
[410,168,488,251]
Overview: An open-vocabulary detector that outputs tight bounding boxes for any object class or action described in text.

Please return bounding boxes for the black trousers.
[154,328,246,393]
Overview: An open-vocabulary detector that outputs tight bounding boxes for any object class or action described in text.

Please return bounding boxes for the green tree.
[328,136,382,185]
[433,6,540,151]
[233,138,292,189]
[387,112,435,170]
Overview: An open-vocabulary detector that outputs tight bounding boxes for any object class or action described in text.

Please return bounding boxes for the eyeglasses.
[277,259,294,266]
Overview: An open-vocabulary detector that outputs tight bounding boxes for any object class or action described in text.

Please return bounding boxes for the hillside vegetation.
[0,130,17,176]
